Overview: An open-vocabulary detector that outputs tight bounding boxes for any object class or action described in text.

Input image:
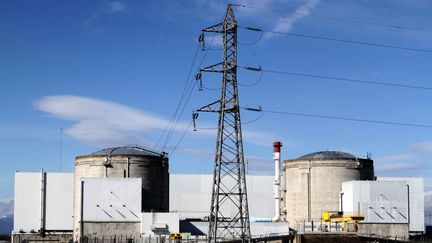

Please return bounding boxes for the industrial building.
[12,146,426,242]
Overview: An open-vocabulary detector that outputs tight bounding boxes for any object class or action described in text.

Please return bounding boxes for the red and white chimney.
[272,141,283,222]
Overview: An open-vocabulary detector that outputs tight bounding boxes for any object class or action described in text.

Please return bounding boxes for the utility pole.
[195,4,251,242]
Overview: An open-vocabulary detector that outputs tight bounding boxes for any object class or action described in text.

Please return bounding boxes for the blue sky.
[1,0,431,219]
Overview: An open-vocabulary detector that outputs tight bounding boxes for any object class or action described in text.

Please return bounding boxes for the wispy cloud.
[34,95,184,147]
[83,1,127,27]
[34,95,277,149]
[107,1,126,13]
[375,141,432,176]
[264,0,319,40]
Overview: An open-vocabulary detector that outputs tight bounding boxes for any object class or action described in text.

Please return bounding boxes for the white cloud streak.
[264,0,319,40]
[34,95,277,149]
[34,95,183,147]
[83,1,127,27]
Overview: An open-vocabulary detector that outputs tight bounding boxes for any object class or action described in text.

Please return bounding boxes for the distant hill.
[0,201,13,235]
[0,201,13,217]
[0,215,12,235]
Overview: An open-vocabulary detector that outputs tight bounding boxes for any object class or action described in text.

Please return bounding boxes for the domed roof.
[90,146,164,157]
[297,151,357,160]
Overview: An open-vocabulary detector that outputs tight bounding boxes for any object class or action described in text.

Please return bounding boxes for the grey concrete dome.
[89,146,164,157]
[297,151,357,160]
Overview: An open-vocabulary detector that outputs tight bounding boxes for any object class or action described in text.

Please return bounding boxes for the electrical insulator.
[195,72,203,91]
[198,33,205,51]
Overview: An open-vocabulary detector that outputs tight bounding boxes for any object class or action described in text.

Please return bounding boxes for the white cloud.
[83,1,127,27]
[34,95,276,149]
[107,1,126,13]
[411,141,432,154]
[375,162,429,173]
[34,95,185,147]
[264,0,319,40]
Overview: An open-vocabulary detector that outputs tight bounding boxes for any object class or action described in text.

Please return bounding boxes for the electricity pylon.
[195,4,251,242]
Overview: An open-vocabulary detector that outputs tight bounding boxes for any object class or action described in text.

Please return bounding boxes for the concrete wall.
[13,172,73,233]
[12,233,73,243]
[82,222,141,238]
[284,159,374,224]
[358,223,409,239]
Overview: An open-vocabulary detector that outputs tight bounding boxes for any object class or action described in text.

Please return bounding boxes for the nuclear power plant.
[11,143,426,243]
[7,3,430,243]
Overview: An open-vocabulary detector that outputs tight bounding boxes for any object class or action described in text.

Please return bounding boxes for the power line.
[239,26,432,53]
[236,4,432,33]
[156,42,200,148]
[238,65,432,91]
[169,120,193,156]
[161,32,219,151]
[246,107,432,128]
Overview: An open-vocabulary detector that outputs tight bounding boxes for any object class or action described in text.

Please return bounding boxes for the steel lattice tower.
[196,4,251,242]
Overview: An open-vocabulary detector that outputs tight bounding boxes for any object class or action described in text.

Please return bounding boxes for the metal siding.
[13,172,74,232]
[13,172,42,232]
[377,177,425,232]
[342,181,409,224]
[82,178,141,222]
[45,173,73,230]
[169,174,274,219]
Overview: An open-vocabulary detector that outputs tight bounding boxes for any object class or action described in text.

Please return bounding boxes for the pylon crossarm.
[197,100,221,113]
[203,22,224,33]
[201,62,224,73]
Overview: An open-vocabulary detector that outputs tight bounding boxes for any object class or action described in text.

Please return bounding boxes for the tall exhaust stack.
[272,141,283,222]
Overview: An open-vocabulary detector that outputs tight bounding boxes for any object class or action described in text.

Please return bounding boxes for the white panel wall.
[342,181,409,224]
[169,174,274,219]
[14,172,73,232]
[14,172,42,232]
[82,178,141,222]
[45,173,73,230]
[377,177,425,232]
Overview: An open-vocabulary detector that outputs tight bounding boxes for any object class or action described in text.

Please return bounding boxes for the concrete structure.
[13,172,73,243]
[341,180,409,238]
[141,213,179,236]
[377,177,425,234]
[73,146,169,240]
[13,172,73,234]
[341,181,409,223]
[284,151,374,224]
[79,178,142,239]
[169,174,275,220]
[181,221,289,236]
